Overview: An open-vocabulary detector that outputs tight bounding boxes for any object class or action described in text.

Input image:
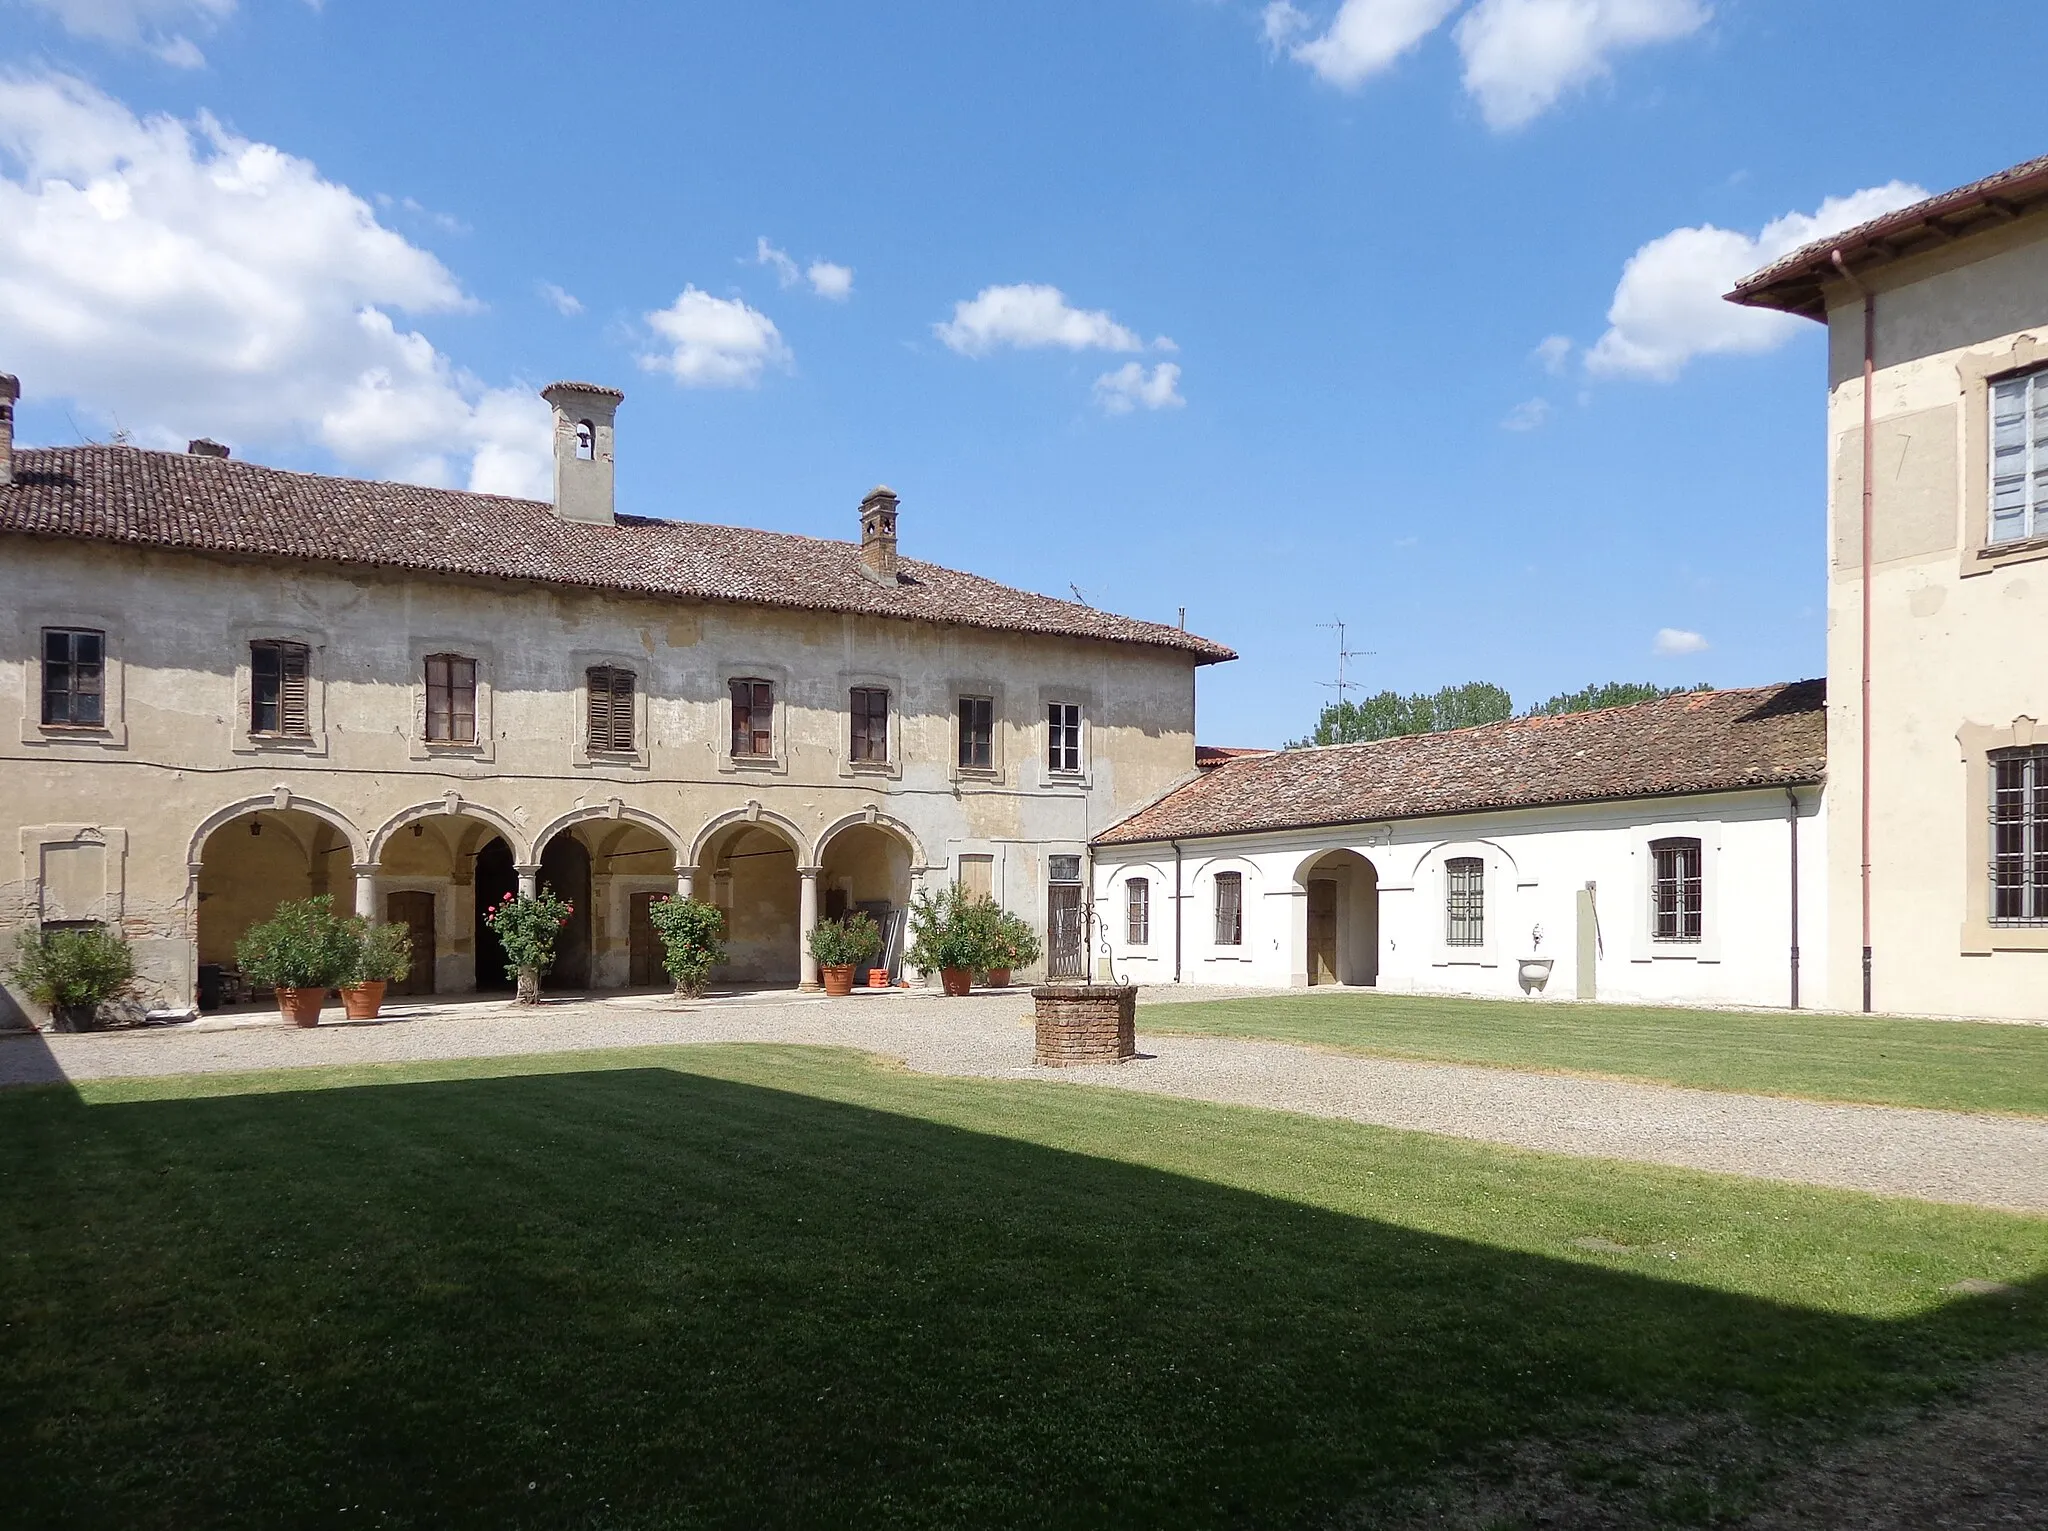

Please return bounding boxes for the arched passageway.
[819,822,915,980]
[537,835,592,989]
[371,811,528,994]
[699,820,802,986]
[1303,850,1379,987]
[195,807,356,1002]
[472,838,518,991]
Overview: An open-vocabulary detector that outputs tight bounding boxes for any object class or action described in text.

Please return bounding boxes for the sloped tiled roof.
[1195,745,1271,770]
[1727,152,2048,320]
[0,446,1234,662]
[1096,681,1826,845]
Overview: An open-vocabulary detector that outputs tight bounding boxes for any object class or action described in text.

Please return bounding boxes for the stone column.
[516,863,540,899]
[353,863,380,923]
[797,865,822,991]
[676,866,696,900]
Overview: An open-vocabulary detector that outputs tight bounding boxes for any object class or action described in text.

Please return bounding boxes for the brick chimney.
[859,485,900,581]
[540,381,625,525]
[0,373,17,487]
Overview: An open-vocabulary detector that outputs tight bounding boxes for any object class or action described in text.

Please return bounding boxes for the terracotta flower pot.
[866,968,891,989]
[820,964,856,997]
[939,967,973,997]
[984,968,1012,989]
[340,981,386,1020]
[276,987,327,1027]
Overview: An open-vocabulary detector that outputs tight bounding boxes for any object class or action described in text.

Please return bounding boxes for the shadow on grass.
[4,1061,2043,1530]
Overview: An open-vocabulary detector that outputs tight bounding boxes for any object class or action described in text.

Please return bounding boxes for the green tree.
[1288,682,1513,747]
[1523,681,1713,717]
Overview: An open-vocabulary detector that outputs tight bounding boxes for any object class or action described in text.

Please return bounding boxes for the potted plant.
[7,925,136,1032]
[809,912,881,997]
[983,910,1043,988]
[339,920,413,1020]
[480,887,573,1003]
[908,884,996,997]
[235,895,356,1026]
[647,895,726,998]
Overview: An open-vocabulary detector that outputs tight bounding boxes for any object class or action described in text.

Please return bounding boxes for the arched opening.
[698,820,801,987]
[373,812,535,994]
[472,838,518,991]
[538,834,593,989]
[1303,849,1379,987]
[575,419,595,461]
[818,822,914,981]
[195,807,355,1004]
[578,820,680,990]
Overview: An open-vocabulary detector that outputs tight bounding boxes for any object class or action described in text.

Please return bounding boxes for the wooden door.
[386,891,436,996]
[629,891,660,988]
[1307,879,1338,986]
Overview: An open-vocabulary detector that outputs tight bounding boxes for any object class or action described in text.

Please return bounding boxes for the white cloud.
[1532,334,1572,374]
[936,283,1148,356]
[537,281,583,316]
[1500,397,1550,431]
[1653,627,1709,656]
[0,72,552,495]
[1094,362,1184,415]
[1280,0,1462,86]
[1454,0,1708,131]
[1586,181,1927,380]
[805,259,853,301]
[756,237,854,300]
[24,0,235,66]
[640,286,791,387]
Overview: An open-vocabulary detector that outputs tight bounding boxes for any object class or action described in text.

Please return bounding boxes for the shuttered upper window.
[731,679,773,757]
[41,628,104,727]
[1991,368,2048,545]
[425,654,477,744]
[250,641,310,736]
[586,665,635,753]
[850,686,889,763]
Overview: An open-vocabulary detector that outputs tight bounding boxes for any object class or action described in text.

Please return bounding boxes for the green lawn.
[6,1044,2046,1528]
[1145,991,2048,1116]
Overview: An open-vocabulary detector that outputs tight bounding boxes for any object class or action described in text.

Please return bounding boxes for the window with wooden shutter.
[731,679,773,757]
[958,695,993,769]
[251,640,311,735]
[425,654,477,744]
[41,628,104,727]
[849,686,889,763]
[586,666,635,753]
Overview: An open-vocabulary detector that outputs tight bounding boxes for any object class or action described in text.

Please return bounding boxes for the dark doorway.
[540,834,593,989]
[386,891,436,996]
[629,890,661,988]
[473,838,516,991]
[1308,880,1338,986]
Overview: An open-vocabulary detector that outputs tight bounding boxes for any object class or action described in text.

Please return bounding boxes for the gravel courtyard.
[8,984,2046,1213]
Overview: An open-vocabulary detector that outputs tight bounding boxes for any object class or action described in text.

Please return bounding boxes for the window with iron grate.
[1445,857,1484,947]
[1213,871,1242,946]
[1650,837,1703,943]
[1126,877,1150,946]
[1992,746,2048,924]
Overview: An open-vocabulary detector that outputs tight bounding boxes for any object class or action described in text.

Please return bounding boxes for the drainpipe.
[1785,787,1801,1010]
[1171,840,1184,984]
[1832,247,1876,1014]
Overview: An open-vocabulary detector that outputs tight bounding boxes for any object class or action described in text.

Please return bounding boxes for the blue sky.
[3,1,2044,746]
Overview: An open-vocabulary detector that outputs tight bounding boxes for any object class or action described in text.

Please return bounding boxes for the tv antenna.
[1069,583,1091,608]
[1317,619,1375,704]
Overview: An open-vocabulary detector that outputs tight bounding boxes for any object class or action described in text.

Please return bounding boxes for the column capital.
[351,861,380,878]
[797,864,825,879]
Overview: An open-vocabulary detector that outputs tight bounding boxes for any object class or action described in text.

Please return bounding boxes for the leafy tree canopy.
[1286,680,1712,748]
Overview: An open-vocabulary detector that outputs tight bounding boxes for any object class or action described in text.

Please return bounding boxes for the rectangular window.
[1048,854,1082,885]
[959,853,994,900]
[1650,837,1704,943]
[586,665,635,753]
[1445,857,1484,947]
[1991,746,2048,925]
[850,686,890,763]
[424,654,477,744]
[958,695,993,769]
[1126,878,1150,946]
[250,640,310,735]
[1991,368,2048,545]
[1047,702,1081,774]
[730,679,774,757]
[41,628,104,727]
[1213,871,1243,946]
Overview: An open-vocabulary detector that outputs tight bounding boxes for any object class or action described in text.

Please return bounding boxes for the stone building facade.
[0,377,1230,1025]
[1731,154,2048,1021]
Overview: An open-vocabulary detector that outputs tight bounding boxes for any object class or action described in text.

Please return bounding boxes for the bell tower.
[859,485,899,580]
[540,381,624,524]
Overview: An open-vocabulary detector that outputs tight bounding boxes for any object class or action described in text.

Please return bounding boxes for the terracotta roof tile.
[0,446,1234,662]
[1097,681,1826,845]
